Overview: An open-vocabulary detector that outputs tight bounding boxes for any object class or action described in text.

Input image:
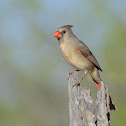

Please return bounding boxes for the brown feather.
[77,41,102,71]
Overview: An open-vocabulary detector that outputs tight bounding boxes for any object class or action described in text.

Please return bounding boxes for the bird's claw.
[72,81,80,88]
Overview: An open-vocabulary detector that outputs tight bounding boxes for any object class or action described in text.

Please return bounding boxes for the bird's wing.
[77,41,102,71]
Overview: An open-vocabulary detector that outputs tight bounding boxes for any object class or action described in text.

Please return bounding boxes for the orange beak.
[53,31,62,38]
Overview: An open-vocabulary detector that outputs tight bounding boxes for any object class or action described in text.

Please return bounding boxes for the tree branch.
[68,71,112,126]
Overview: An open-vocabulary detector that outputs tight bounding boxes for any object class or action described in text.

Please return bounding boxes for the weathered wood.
[95,82,111,126]
[68,71,112,126]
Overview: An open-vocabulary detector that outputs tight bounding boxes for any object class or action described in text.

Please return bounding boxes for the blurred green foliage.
[0,0,126,126]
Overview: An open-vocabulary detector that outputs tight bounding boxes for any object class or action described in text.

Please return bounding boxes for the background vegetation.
[0,0,126,125]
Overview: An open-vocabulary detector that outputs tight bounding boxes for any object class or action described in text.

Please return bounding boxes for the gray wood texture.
[68,71,111,126]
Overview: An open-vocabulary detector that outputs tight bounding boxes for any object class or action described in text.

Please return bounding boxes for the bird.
[53,25,102,89]
[53,25,116,110]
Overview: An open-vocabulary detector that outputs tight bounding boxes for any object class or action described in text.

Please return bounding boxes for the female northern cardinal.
[53,25,116,110]
[53,25,102,89]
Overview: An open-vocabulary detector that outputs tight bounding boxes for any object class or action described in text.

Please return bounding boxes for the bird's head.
[53,25,73,40]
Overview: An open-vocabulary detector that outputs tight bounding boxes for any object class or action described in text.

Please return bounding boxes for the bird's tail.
[90,69,117,110]
[90,67,102,89]
[92,78,101,89]
[92,79,117,110]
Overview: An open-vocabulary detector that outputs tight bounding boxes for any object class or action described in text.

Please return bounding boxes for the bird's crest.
[60,25,73,29]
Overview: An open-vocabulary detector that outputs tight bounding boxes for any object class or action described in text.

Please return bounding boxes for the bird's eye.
[63,30,66,33]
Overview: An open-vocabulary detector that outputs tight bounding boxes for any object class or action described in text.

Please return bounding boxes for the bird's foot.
[72,81,80,88]
[68,70,79,80]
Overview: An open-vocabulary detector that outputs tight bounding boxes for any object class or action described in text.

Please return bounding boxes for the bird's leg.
[68,69,80,80]
[72,70,88,88]
[78,71,88,83]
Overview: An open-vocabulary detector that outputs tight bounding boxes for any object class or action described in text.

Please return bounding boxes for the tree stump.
[68,71,112,126]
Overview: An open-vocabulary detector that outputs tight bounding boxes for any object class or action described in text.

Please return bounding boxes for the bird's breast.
[60,43,94,71]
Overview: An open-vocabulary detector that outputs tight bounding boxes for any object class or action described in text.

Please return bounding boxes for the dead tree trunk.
[68,71,111,126]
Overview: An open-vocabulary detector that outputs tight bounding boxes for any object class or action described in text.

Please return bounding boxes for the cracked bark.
[68,71,111,126]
